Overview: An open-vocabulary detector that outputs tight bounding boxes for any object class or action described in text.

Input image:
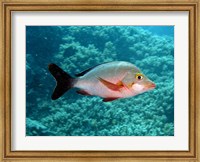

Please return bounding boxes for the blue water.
[26,26,174,136]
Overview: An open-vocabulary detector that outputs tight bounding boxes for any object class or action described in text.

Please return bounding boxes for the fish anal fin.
[76,90,91,96]
[103,98,119,102]
[98,77,123,91]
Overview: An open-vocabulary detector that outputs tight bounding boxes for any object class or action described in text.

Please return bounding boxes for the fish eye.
[136,73,143,80]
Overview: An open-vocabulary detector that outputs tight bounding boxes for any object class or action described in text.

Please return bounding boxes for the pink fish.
[48,61,155,102]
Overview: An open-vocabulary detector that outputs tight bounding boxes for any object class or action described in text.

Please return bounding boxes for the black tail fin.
[48,63,74,100]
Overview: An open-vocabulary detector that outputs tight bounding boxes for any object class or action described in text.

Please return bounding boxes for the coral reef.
[26,26,174,136]
[26,118,55,136]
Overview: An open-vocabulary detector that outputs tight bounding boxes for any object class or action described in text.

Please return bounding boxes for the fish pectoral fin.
[125,82,134,89]
[76,90,91,96]
[102,97,119,102]
[118,79,134,89]
[98,77,123,91]
[116,80,123,86]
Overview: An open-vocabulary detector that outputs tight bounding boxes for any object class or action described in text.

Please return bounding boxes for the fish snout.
[148,82,156,89]
[146,82,156,89]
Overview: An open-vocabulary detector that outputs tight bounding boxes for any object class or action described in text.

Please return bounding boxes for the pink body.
[74,61,155,99]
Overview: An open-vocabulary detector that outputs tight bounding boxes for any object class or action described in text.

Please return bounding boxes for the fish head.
[130,72,156,94]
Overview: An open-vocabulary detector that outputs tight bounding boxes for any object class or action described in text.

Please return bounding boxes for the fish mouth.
[150,83,156,88]
[146,83,156,90]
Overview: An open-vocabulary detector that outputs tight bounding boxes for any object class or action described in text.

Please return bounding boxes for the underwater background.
[26,26,174,136]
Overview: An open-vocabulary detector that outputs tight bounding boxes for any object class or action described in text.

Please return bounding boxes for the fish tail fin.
[48,63,74,100]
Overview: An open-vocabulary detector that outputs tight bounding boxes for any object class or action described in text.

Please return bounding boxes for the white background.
[12,11,189,151]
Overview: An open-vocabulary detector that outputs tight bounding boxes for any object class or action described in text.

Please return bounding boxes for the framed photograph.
[1,0,199,161]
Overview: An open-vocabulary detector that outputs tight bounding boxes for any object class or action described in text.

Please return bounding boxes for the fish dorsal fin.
[75,61,112,77]
[75,67,95,77]
[98,77,123,91]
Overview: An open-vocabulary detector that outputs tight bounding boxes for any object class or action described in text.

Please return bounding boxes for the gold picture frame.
[0,0,199,161]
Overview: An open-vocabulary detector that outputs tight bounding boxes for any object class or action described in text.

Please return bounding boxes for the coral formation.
[26,26,174,136]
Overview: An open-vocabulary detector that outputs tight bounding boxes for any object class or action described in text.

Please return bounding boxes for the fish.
[48,61,156,102]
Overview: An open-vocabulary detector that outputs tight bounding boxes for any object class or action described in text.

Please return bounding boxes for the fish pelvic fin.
[76,90,91,96]
[98,77,123,91]
[102,97,119,102]
[48,63,74,100]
